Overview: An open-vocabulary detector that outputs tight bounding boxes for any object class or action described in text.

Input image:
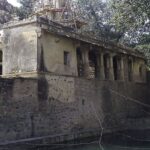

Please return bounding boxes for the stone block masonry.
[0,74,149,146]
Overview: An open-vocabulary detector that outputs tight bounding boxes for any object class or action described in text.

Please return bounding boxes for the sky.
[7,0,106,7]
[7,0,21,7]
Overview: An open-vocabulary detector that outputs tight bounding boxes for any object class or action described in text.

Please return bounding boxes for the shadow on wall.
[38,75,49,112]
[101,86,113,113]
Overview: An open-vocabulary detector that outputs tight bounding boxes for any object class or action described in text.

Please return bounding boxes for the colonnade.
[77,47,132,81]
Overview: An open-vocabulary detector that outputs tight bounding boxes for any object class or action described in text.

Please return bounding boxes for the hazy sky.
[7,0,21,7]
[7,0,107,7]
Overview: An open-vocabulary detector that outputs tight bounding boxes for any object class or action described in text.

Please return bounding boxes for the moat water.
[15,130,149,150]
[61,144,150,150]
[50,131,150,150]
[59,141,150,150]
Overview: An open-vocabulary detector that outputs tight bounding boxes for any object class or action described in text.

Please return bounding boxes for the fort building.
[0,0,149,148]
[1,16,147,83]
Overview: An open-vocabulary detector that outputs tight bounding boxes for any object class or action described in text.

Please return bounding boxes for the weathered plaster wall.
[39,30,78,76]
[123,56,146,83]
[3,24,39,75]
[2,24,147,84]
[39,30,147,83]
[133,58,146,83]
[0,75,149,144]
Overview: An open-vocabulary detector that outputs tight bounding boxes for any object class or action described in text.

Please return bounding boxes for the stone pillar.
[82,49,90,78]
[120,56,125,81]
[131,59,134,81]
[99,52,105,80]
[109,54,114,80]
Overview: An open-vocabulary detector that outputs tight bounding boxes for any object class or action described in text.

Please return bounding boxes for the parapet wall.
[0,74,149,144]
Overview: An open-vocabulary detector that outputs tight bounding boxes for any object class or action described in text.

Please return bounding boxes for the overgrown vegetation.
[75,0,122,42]
[16,0,34,20]
[111,0,150,67]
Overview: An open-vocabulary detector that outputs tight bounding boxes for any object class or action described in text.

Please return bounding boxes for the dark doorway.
[89,51,97,79]
[104,54,109,80]
[76,48,83,77]
[128,59,132,81]
[113,56,119,80]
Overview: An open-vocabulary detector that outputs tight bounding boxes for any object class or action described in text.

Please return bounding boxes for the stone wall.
[0,77,38,143]
[0,74,149,144]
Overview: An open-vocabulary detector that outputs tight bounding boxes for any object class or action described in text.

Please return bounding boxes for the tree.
[75,0,123,42]
[0,0,14,26]
[111,0,150,66]
[111,0,150,31]
[135,34,150,68]
[17,0,34,20]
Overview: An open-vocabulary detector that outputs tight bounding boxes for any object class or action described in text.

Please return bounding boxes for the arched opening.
[0,50,2,75]
[89,50,97,79]
[76,48,83,77]
[103,54,109,80]
[128,59,132,81]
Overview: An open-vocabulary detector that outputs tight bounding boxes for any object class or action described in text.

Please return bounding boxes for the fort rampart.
[0,74,149,145]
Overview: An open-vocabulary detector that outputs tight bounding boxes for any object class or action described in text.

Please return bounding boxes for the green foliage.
[111,0,150,32]
[17,0,150,67]
[17,0,34,20]
[136,44,150,67]
[75,0,123,42]
[111,0,150,67]
[136,34,150,67]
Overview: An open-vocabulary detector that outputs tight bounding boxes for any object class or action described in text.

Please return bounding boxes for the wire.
[116,132,150,142]
[108,88,150,144]
[91,101,104,150]
[109,89,150,108]
[113,145,150,149]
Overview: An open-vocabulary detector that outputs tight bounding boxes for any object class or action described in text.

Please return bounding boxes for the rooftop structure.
[32,0,84,29]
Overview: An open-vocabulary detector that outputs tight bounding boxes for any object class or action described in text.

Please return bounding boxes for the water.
[35,141,150,150]
[58,131,150,150]
[59,142,150,150]
[60,144,150,150]
[32,130,150,150]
